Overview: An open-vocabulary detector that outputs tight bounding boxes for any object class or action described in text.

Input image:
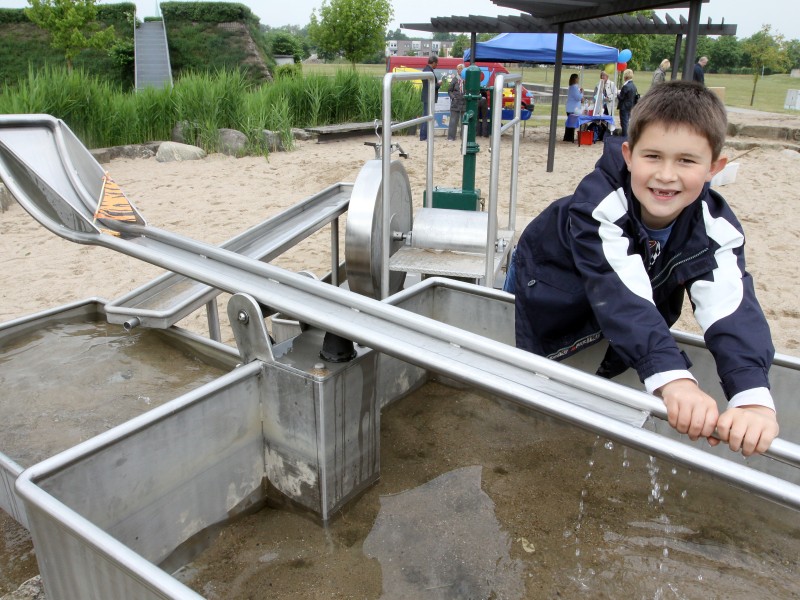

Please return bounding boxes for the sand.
[2,116,800,352]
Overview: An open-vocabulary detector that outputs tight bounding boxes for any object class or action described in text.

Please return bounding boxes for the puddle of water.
[176,382,800,598]
[363,465,525,599]
[0,318,229,467]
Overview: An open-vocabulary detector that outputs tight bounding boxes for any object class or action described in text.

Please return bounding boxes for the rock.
[89,148,113,163]
[91,144,159,163]
[737,124,790,141]
[262,130,286,152]
[291,128,313,141]
[0,575,46,600]
[218,128,249,156]
[172,121,197,144]
[0,182,14,212]
[156,141,206,163]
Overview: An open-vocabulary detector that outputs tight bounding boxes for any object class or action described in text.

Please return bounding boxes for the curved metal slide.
[2,114,800,510]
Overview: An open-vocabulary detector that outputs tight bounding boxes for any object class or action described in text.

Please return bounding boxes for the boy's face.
[621,123,727,229]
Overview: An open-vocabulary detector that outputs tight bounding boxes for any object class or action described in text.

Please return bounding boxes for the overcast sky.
[1,0,796,40]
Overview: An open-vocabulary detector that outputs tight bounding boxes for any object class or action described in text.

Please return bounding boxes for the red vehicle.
[386,56,534,108]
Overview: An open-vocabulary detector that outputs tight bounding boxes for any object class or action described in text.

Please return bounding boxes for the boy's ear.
[705,155,729,182]
[621,141,633,170]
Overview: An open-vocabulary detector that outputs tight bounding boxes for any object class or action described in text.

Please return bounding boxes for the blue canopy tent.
[463,33,618,65]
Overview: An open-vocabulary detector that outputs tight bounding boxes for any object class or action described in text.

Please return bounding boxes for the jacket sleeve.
[686,199,774,398]
[568,188,689,382]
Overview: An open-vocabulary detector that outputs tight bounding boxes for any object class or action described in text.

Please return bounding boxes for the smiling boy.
[507,81,779,455]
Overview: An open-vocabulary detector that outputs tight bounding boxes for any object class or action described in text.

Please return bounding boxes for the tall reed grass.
[0,67,421,154]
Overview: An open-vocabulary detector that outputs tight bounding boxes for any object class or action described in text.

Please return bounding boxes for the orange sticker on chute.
[94,172,138,224]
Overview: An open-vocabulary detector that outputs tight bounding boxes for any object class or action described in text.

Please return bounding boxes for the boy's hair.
[628,80,727,160]
[427,55,438,66]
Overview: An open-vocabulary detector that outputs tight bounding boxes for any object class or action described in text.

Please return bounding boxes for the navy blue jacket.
[513,138,773,399]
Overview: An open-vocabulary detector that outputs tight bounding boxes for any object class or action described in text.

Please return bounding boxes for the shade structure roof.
[402,12,735,36]
[490,0,703,22]
[463,32,619,64]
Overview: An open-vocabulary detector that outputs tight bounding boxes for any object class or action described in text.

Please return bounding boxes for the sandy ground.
[2,113,800,598]
[2,114,800,351]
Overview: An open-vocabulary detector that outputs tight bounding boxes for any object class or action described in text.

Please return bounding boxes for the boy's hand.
[657,378,718,441]
[711,405,779,456]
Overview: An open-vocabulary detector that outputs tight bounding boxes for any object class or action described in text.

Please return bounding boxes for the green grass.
[514,66,799,114]
[0,67,420,153]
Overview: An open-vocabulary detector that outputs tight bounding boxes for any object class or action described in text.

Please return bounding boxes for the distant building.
[385,39,455,58]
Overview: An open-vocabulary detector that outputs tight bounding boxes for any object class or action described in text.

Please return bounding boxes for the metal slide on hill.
[135,19,173,90]
[1,114,800,510]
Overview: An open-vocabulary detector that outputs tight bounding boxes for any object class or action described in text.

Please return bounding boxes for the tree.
[308,0,393,66]
[386,28,409,41]
[708,35,742,73]
[25,0,116,72]
[268,31,303,62]
[592,32,650,71]
[647,36,675,70]
[741,25,790,105]
[786,39,800,70]
[450,34,468,61]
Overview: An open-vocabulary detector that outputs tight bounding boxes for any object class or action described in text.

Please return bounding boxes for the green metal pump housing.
[429,64,482,211]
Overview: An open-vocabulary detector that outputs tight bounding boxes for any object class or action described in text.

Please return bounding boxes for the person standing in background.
[563,73,583,143]
[693,57,708,86]
[594,71,616,115]
[420,55,440,142]
[617,69,638,137]
[652,59,670,86]
[447,64,466,142]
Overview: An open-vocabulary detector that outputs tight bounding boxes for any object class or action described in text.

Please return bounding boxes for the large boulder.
[218,128,249,156]
[156,141,206,163]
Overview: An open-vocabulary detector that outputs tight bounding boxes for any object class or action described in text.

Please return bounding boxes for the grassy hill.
[0,2,271,91]
[0,4,136,88]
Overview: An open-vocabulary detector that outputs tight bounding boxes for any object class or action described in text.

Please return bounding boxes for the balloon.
[619,48,632,63]
[604,63,615,75]
[617,62,627,72]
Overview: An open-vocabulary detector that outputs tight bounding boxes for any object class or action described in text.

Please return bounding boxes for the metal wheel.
[345,159,412,299]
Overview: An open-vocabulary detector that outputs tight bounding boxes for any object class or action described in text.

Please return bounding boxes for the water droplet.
[663,548,669,557]
[581,489,588,497]
[604,440,614,450]
[588,459,594,467]
[697,575,703,581]
[681,490,688,499]
[622,460,630,468]
[575,548,581,557]
[671,468,677,475]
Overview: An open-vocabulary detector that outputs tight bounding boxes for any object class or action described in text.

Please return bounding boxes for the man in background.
[693,56,708,86]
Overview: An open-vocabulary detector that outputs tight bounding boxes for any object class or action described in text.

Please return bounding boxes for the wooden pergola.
[401,1,735,171]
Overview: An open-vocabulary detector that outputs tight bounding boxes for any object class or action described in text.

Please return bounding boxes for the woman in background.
[652,58,670,86]
[563,73,583,143]
[617,68,638,137]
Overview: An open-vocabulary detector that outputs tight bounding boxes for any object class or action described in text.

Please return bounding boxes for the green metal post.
[461,65,481,193]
